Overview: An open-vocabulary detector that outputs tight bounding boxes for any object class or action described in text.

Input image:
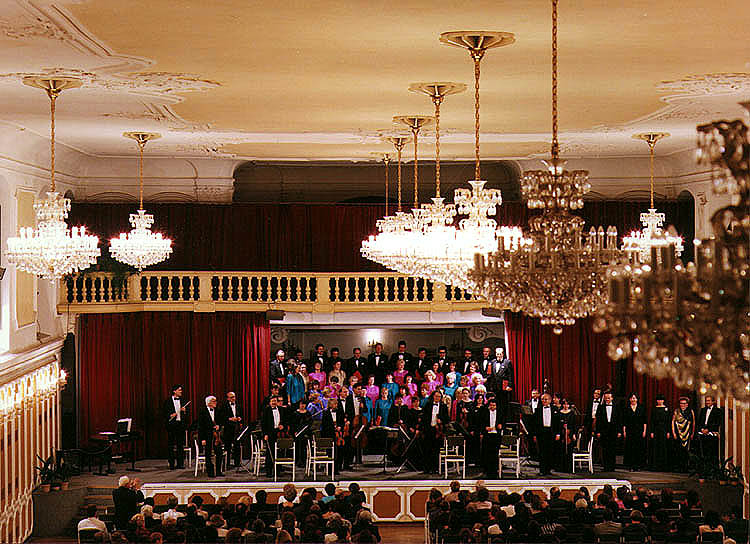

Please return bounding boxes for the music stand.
[395,430,421,474]
[376,427,399,474]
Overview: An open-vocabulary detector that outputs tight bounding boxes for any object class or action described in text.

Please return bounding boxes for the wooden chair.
[274,437,295,481]
[498,434,521,478]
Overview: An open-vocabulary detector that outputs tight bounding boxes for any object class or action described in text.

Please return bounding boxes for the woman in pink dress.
[393,359,408,385]
[423,370,439,395]
[365,374,380,405]
[404,374,418,398]
[308,360,326,388]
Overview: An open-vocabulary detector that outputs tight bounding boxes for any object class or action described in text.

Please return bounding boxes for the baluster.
[357,277,365,301]
[231,276,240,301]
[270,276,279,301]
[348,277,356,302]
[221,276,230,301]
[299,277,308,302]
[250,276,259,301]
[211,276,220,301]
[280,276,288,301]
[329,277,337,302]
[260,277,269,301]
[310,277,318,301]
[241,277,249,301]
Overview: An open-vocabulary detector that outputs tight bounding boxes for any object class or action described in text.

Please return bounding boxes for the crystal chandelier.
[401,31,523,291]
[469,0,622,333]
[594,103,750,405]
[6,77,100,280]
[109,132,173,271]
[622,132,684,264]
[361,133,412,267]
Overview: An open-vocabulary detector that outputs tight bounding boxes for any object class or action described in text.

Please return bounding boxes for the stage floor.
[79,455,688,487]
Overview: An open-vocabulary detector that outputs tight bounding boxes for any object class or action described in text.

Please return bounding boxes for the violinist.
[292,400,313,469]
[198,395,224,477]
[218,391,242,469]
[345,383,370,466]
[421,390,450,474]
[388,394,409,429]
[481,398,503,479]
[321,397,347,475]
[261,395,285,478]
[406,396,422,436]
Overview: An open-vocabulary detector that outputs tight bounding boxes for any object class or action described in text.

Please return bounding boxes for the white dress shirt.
[542,406,552,427]
[488,409,498,432]
[704,406,713,425]
[330,411,337,424]
[605,404,613,422]
[591,400,600,416]
[208,407,215,422]
[272,407,280,428]
[229,403,237,418]
[531,399,539,411]
[431,404,440,426]
[172,397,182,421]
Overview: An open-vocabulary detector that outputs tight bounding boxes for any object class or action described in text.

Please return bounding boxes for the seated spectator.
[78,504,108,537]
[192,495,210,519]
[444,480,461,503]
[676,503,699,540]
[699,510,737,544]
[225,527,243,543]
[209,513,227,538]
[352,510,381,542]
[649,509,671,541]
[487,506,507,537]
[467,487,493,511]
[659,488,675,510]
[250,489,270,518]
[275,529,292,543]
[594,508,622,537]
[623,509,649,542]
[548,486,572,512]
[320,483,337,508]
[426,488,443,515]
[162,496,185,521]
[140,504,161,529]
[150,532,163,544]
[278,483,298,506]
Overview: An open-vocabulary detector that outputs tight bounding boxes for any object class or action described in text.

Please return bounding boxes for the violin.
[213,425,223,448]
[351,413,369,450]
[336,420,350,448]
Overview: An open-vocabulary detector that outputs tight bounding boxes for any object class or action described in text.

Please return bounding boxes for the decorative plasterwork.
[0,67,220,103]
[0,13,71,41]
[466,325,504,343]
[657,73,750,99]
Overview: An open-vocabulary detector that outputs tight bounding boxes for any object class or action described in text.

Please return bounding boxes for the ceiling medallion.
[6,77,100,280]
[622,132,684,264]
[469,0,622,334]
[109,132,173,271]
[594,102,750,405]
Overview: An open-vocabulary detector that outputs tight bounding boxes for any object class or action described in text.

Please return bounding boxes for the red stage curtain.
[68,200,693,272]
[79,312,270,457]
[504,312,686,414]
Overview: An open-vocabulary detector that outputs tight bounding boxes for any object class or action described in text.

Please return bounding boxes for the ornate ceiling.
[0,0,749,162]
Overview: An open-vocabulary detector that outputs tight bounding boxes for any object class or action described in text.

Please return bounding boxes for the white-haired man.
[198,395,224,477]
[270,349,286,385]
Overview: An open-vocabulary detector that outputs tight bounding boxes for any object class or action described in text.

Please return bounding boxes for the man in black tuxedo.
[312,343,330,372]
[434,346,452,376]
[534,393,560,476]
[459,348,474,374]
[261,395,285,477]
[329,347,343,370]
[595,391,620,472]
[388,340,413,375]
[697,395,723,467]
[491,347,514,422]
[481,398,503,478]
[366,343,388,383]
[480,346,495,378]
[321,397,347,474]
[345,347,367,378]
[421,390,450,474]
[270,350,286,385]
[218,391,243,469]
[523,389,541,459]
[198,395,224,477]
[388,394,408,428]
[415,347,430,378]
[584,388,602,438]
[162,384,188,470]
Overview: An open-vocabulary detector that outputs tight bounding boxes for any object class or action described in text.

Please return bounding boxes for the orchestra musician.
[421,390,450,474]
[162,384,188,470]
[534,393,560,476]
[197,396,224,477]
[481,398,503,479]
[388,394,408,428]
[595,390,620,472]
[523,388,541,460]
[697,395,723,468]
[321,397,347,475]
[261,395,285,478]
[406,396,422,436]
[218,391,242,469]
[291,400,312,468]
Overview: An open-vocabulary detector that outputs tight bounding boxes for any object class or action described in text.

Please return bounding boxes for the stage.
[74,456,693,523]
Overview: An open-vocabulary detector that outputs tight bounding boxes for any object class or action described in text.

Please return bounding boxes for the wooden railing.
[58,271,481,314]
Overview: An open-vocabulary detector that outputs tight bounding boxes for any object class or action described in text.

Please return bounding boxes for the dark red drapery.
[504,312,687,413]
[68,200,694,272]
[78,312,270,457]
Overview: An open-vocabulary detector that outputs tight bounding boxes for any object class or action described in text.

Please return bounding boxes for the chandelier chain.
[384,154,390,216]
[433,95,442,197]
[473,56,481,181]
[551,0,559,161]
[412,126,419,208]
[396,142,403,212]
[138,138,146,209]
[47,87,57,192]
[648,138,655,208]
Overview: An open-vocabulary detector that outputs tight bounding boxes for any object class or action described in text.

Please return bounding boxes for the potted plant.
[56,459,72,491]
[35,454,55,493]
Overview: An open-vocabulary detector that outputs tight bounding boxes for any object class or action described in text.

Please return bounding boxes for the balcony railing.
[58,271,483,314]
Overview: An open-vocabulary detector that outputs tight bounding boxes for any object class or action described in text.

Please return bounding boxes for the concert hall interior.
[0,1,749,543]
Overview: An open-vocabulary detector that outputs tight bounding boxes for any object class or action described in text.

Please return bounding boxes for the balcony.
[58,272,486,317]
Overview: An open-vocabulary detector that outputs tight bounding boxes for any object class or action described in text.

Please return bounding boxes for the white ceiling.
[0,0,748,163]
